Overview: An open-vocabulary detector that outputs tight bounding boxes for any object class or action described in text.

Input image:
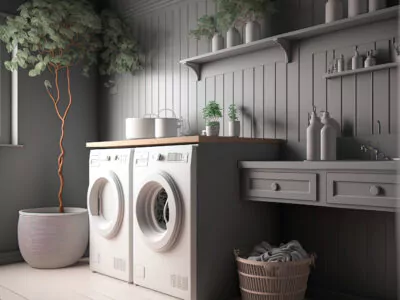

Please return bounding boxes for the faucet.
[360,144,392,161]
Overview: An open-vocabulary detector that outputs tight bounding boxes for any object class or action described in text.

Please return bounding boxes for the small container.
[211,33,224,52]
[369,0,386,12]
[337,54,345,72]
[320,111,337,161]
[351,47,363,70]
[326,0,344,23]
[348,0,367,17]
[307,106,323,161]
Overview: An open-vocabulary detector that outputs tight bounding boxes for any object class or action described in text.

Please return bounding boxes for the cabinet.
[240,161,399,212]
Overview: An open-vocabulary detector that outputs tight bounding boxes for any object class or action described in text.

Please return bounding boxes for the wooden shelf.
[324,62,399,79]
[86,136,284,149]
[180,6,398,80]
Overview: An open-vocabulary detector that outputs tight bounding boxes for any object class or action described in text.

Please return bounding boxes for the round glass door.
[135,172,182,252]
[87,171,124,239]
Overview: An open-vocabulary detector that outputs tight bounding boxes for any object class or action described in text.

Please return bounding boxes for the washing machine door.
[87,171,124,239]
[135,171,182,252]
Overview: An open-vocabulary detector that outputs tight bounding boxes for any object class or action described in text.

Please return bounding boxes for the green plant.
[215,0,242,30]
[0,0,141,213]
[203,101,223,126]
[190,15,220,40]
[99,10,142,76]
[228,104,239,121]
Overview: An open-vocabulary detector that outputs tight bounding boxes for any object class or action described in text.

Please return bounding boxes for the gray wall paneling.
[105,0,398,298]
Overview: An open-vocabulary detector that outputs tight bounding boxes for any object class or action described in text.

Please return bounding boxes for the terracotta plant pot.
[18,207,88,269]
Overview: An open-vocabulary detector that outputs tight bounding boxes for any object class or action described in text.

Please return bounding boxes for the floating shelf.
[324,62,399,79]
[180,6,398,81]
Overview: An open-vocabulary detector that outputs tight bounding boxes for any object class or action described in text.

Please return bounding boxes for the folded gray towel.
[247,240,309,262]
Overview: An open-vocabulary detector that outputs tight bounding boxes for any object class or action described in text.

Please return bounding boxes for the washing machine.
[88,148,134,282]
[133,143,280,300]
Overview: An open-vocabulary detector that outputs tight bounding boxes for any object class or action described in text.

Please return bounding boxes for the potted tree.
[190,15,224,52]
[228,104,240,137]
[203,101,223,136]
[0,0,141,269]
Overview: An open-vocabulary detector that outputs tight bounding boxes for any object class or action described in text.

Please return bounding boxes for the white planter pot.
[125,117,155,139]
[228,121,240,137]
[348,0,367,17]
[211,33,224,52]
[369,0,386,12]
[325,0,344,23]
[245,21,261,44]
[226,27,240,48]
[259,13,273,38]
[206,123,220,136]
[18,207,88,269]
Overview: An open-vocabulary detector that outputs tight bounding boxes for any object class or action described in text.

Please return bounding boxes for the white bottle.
[321,111,340,137]
[337,54,345,72]
[369,0,386,12]
[325,0,344,23]
[348,0,367,17]
[351,47,363,70]
[321,122,337,161]
[307,107,323,161]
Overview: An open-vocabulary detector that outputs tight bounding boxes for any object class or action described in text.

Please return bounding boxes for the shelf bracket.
[184,62,201,81]
[273,38,291,63]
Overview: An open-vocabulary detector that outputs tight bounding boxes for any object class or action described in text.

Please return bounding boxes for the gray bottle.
[321,111,337,161]
[307,106,323,161]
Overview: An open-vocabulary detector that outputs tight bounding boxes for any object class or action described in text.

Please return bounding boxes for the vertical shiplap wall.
[102,0,399,160]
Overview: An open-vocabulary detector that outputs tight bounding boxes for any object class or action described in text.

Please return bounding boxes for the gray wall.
[0,1,98,254]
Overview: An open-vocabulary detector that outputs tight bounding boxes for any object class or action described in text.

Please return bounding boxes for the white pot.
[206,123,220,136]
[259,12,273,38]
[369,0,386,11]
[348,0,367,17]
[155,118,180,138]
[125,117,155,139]
[325,0,344,23]
[228,121,240,137]
[211,33,224,52]
[245,21,261,43]
[226,27,240,48]
[18,207,88,269]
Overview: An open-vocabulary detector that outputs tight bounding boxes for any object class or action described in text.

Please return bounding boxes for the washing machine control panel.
[90,154,128,167]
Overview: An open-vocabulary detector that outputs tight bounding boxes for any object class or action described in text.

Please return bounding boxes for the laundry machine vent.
[113,257,126,271]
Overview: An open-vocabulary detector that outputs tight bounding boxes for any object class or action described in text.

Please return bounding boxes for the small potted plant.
[203,101,223,136]
[228,104,240,137]
[190,15,224,52]
[216,0,241,48]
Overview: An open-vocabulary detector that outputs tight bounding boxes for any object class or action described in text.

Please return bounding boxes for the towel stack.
[248,240,309,262]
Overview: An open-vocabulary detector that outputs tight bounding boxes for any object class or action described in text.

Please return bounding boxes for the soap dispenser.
[321,111,337,161]
[351,46,363,70]
[307,106,323,161]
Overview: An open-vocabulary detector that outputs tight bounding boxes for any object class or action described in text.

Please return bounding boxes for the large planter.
[228,121,240,137]
[245,21,261,44]
[206,123,220,136]
[226,27,241,48]
[18,207,88,269]
[211,33,224,52]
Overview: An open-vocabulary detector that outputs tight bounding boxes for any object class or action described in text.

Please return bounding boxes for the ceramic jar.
[245,21,261,43]
[226,27,240,48]
[325,0,344,23]
[348,0,368,17]
[369,0,386,12]
[211,33,224,52]
[228,121,240,137]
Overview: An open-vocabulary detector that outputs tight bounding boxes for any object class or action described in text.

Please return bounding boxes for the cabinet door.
[327,173,400,209]
[242,171,318,202]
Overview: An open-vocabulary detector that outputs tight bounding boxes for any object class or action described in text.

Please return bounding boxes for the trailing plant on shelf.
[227,104,241,137]
[0,0,142,214]
[190,15,224,52]
[202,101,223,136]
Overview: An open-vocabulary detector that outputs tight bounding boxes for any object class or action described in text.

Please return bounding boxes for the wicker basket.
[235,250,315,300]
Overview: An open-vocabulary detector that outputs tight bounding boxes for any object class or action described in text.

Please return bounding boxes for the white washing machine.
[88,148,134,282]
[133,143,280,300]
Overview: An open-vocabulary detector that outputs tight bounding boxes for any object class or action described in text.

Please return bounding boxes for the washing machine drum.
[135,171,182,252]
[87,171,124,239]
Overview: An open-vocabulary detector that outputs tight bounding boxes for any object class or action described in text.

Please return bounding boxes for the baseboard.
[307,287,371,300]
[0,251,23,265]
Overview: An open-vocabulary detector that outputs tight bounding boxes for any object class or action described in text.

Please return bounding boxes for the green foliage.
[0,0,102,77]
[99,10,142,76]
[215,0,242,31]
[203,101,223,125]
[228,104,239,121]
[190,15,219,40]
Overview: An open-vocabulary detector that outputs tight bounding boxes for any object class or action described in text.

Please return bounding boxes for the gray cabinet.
[240,161,399,212]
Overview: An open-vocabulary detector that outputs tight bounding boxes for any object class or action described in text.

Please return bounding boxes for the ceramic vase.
[325,0,344,23]
[226,27,240,48]
[228,121,240,137]
[259,12,273,38]
[369,0,386,11]
[211,33,224,52]
[348,0,367,17]
[245,21,261,43]
[206,123,220,136]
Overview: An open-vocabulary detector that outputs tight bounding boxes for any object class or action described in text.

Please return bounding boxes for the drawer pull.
[369,185,382,196]
[271,182,280,191]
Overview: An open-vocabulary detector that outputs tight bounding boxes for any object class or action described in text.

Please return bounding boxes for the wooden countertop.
[86,136,284,149]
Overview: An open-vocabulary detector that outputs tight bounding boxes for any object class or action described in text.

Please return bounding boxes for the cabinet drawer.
[327,173,400,208]
[243,171,318,202]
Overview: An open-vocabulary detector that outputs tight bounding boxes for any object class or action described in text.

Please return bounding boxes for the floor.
[0,260,177,300]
